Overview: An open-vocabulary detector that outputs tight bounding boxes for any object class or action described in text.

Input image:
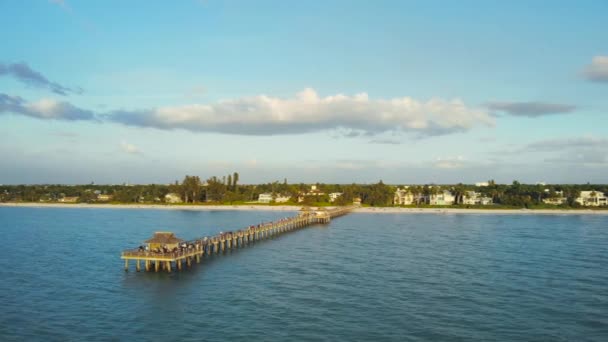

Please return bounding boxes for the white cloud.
[583,55,608,82]
[0,93,94,120]
[120,141,141,154]
[108,88,493,137]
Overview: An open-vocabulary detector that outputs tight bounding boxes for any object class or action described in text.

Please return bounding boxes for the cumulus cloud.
[583,55,608,82]
[120,141,141,154]
[0,93,94,120]
[487,101,576,117]
[0,89,492,138]
[107,88,492,137]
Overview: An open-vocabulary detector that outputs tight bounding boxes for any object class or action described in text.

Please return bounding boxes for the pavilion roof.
[144,232,184,244]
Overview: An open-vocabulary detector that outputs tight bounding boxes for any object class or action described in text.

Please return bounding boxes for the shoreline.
[1,202,608,215]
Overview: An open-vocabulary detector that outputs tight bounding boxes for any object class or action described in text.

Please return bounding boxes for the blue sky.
[1,0,607,184]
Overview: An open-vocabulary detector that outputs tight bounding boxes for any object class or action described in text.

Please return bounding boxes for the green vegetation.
[1,175,607,209]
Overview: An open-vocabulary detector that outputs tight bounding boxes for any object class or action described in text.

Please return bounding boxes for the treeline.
[1,176,607,208]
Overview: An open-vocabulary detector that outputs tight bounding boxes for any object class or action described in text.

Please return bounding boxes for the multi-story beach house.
[164,193,182,204]
[258,193,273,203]
[394,187,416,205]
[58,196,79,203]
[576,191,607,207]
[258,193,290,203]
[542,191,567,205]
[97,194,113,202]
[329,192,343,203]
[463,191,493,205]
[428,190,456,205]
[298,185,326,203]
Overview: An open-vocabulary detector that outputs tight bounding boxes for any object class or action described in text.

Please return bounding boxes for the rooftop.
[144,232,184,245]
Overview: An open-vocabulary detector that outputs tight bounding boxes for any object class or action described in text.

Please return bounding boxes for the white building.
[58,196,79,203]
[329,192,343,203]
[258,193,273,203]
[298,185,325,203]
[475,182,489,187]
[97,194,113,202]
[576,191,607,207]
[463,191,493,205]
[164,193,182,204]
[428,190,455,205]
[258,193,290,203]
[275,195,291,203]
[542,191,567,205]
[394,187,416,205]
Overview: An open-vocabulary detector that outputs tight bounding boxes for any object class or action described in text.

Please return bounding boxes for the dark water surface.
[1,207,607,341]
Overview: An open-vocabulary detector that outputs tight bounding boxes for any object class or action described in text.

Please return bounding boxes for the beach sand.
[1,202,607,215]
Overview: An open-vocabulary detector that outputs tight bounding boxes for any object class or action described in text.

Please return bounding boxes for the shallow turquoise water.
[1,207,607,341]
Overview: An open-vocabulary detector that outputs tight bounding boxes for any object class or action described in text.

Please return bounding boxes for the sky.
[1,0,607,185]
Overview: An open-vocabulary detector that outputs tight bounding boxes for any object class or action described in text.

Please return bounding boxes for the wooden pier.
[121,206,356,272]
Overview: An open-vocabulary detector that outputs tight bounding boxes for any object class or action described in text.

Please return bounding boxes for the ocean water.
[0,207,607,341]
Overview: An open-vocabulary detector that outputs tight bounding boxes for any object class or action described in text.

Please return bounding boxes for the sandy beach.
[1,202,608,215]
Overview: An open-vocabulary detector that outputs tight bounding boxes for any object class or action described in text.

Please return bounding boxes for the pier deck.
[121,206,355,272]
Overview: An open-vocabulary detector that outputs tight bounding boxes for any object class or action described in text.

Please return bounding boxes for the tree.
[362,180,393,206]
[206,176,227,202]
[452,183,466,205]
[233,172,239,190]
[181,175,202,203]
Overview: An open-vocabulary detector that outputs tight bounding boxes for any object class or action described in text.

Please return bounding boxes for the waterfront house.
[428,190,456,205]
[329,192,343,203]
[164,193,183,204]
[394,187,415,205]
[58,196,79,203]
[258,193,290,203]
[298,185,326,203]
[97,194,113,202]
[463,191,493,205]
[543,197,567,205]
[275,195,291,203]
[576,191,607,207]
[542,191,567,205]
[258,193,273,203]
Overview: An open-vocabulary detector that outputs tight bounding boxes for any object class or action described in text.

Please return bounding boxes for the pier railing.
[121,205,357,272]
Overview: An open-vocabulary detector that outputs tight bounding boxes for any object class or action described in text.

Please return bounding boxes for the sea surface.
[0,207,607,341]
